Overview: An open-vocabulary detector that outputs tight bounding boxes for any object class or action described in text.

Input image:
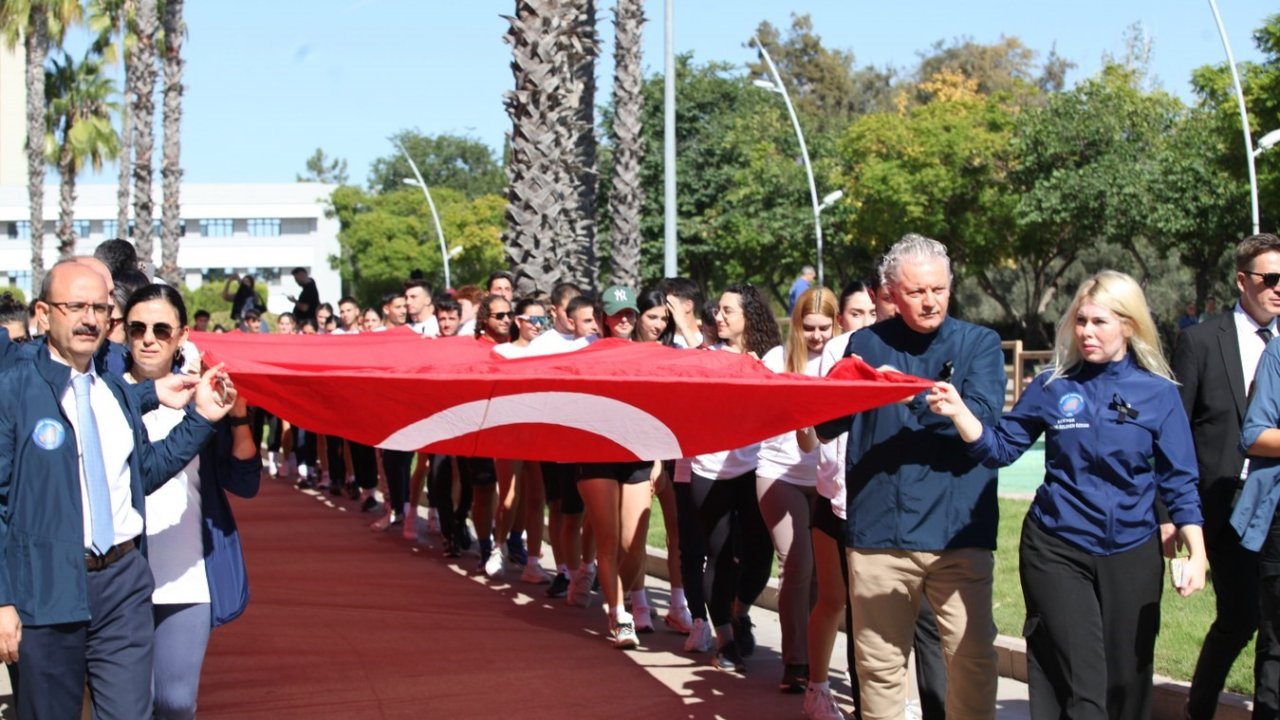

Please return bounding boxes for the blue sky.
[76,0,1278,186]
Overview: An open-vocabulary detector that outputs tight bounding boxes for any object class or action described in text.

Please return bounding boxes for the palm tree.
[45,51,120,258]
[565,0,599,291]
[130,0,157,274]
[607,0,644,288]
[86,0,135,240]
[158,0,183,284]
[0,0,83,288]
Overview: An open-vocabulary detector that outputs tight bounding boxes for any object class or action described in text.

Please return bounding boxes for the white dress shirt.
[143,404,210,604]
[58,364,142,550]
[1235,302,1278,479]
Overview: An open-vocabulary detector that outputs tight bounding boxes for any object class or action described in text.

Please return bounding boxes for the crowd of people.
[3,231,1280,720]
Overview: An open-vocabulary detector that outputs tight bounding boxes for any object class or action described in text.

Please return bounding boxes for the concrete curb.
[644,545,1253,720]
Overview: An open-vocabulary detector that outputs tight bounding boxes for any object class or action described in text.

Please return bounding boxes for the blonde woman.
[928,270,1205,720]
[756,286,840,693]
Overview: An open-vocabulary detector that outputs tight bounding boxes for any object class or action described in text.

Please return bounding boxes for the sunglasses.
[518,315,549,327]
[127,321,176,342]
[491,312,513,320]
[1244,270,1280,288]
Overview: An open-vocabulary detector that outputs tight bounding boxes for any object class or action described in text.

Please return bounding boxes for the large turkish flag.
[193,330,931,462]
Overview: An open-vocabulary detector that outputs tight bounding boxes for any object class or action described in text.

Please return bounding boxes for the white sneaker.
[484,546,507,579]
[425,508,441,536]
[664,604,694,634]
[612,614,639,650]
[520,563,551,584]
[633,603,655,634]
[298,463,310,480]
[266,451,278,476]
[683,617,713,653]
[566,564,595,608]
[804,685,847,720]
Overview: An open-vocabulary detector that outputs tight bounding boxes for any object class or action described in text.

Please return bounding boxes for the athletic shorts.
[811,496,846,544]
[577,462,651,484]
[461,457,497,486]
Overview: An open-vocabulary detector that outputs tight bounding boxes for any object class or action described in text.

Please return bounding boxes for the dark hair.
[299,318,318,333]
[404,278,433,296]
[513,297,546,316]
[338,296,359,308]
[193,309,211,321]
[487,271,514,291]
[722,283,781,357]
[636,288,675,346]
[364,306,384,320]
[659,277,703,307]
[549,282,582,309]
[124,283,188,327]
[1237,233,1280,272]
[565,294,595,318]
[277,312,297,326]
[93,239,139,279]
[244,309,261,320]
[213,324,227,332]
[839,279,872,314]
[475,294,512,339]
[317,302,334,316]
[435,297,461,315]
[381,290,404,307]
[112,269,151,311]
[292,267,308,276]
[869,260,887,293]
[0,292,28,327]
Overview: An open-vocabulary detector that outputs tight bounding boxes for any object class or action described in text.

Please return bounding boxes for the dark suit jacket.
[1172,311,1251,539]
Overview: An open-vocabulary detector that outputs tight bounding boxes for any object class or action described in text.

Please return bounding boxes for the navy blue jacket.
[1232,340,1280,551]
[195,418,260,627]
[0,345,216,625]
[818,315,1006,551]
[973,356,1202,555]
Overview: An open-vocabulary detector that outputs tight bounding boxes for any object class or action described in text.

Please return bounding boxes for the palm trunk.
[607,0,644,288]
[131,0,158,276]
[25,8,48,288]
[116,72,132,238]
[57,137,77,258]
[159,0,184,285]
[566,0,599,291]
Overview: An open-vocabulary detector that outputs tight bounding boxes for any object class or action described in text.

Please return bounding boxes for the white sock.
[631,589,649,609]
[808,680,829,692]
[671,587,687,607]
[558,564,569,576]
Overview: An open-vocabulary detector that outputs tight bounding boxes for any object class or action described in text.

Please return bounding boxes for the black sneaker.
[732,614,756,657]
[360,496,378,513]
[329,483,343,497]
[295,478,316,490]
[779,663,809,693]
[714,641,746,673]
[546,572,570,598]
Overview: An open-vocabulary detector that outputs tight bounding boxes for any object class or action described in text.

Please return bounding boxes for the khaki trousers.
[848,547,997,720]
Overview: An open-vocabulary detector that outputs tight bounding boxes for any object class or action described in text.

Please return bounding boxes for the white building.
[0,183,341,315]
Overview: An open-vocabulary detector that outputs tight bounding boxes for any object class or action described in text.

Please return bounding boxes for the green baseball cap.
[602,285,638,316]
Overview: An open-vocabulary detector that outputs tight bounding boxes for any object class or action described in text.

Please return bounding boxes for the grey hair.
[878,233,952,287]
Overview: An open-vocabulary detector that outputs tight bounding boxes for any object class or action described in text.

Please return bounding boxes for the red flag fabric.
[193,330,932,462]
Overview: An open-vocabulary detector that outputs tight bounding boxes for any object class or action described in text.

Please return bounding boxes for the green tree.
[297,147,348,184]
[368,130,503,199]
[331,186,506,307]
[45,50,119,258]
[912,36,1071,103]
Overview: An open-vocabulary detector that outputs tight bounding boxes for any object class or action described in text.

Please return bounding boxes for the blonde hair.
[1049,270,1173,383]
[785,286,841,374]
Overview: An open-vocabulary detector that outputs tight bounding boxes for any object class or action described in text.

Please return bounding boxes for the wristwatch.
[228,415,251,427]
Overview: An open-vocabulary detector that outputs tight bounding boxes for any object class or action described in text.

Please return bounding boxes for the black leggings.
[325,436,346,481]
[690,469,772,628]
[382,449,413,511]
[349,441,378,490]
[674,481,709,621]
[430,455,473,546]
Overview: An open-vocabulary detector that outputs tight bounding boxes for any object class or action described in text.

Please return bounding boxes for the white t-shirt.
[689,343,759,480]
[410,316,440,338]
[457,318,476,338]
[143,404,210,605]
[755,345,821,486]
[493,341,533,359]
[525,328,593,356]
[816,333,856,519]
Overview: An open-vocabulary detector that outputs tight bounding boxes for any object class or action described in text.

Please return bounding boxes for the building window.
[72,220,90,238]
[102,220,118,239]
[9,221,30,240]
[247,218,281,237]
[199,219,234,237]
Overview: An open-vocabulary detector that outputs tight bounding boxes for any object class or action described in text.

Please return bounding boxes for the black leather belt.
[85,538,137,572]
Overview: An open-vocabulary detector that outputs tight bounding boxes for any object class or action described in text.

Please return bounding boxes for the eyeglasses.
[46,301,113,318]
[491,312,513,320]
[518,315,549,327]
[127,321,176,342]
[1243,270,1280,288]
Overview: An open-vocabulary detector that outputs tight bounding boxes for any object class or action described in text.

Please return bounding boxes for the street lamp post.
[1207,0,1261,234]
[1255,128,1280,159]
[751,36,836,290]
[397,141,452,290]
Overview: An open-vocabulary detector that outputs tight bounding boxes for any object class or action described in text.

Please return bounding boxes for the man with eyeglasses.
[0,259,236,718]
[1174,232,1280,720]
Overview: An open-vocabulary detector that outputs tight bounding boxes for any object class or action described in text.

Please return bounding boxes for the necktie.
[73,374,114,554]
[1260,327,1274,344]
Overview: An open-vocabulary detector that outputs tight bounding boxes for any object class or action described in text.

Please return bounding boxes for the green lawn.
[646,495,1254,694]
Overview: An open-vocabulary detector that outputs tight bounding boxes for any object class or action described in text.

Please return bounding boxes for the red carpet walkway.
[199,478,702,719]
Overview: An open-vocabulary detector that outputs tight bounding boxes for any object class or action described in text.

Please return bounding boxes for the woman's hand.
[193,364,237,422]
[1175,554,1207,597]
[927,382,964,417]
[649,461,668,496]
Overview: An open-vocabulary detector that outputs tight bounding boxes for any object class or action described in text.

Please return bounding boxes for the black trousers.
[1255,509,1280,720]
[325,435,347,482]
[382,449,413,511]
[349,441,378,490]
[295,427,317,467]
[430,455,473,547]
[690,470,772,628]
[1186,522,1259,720]
[674,481,710,622]
[1020,516,1162,720]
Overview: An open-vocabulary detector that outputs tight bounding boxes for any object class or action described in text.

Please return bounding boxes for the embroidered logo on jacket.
[32,418,67,450]
[1058,393,1085,418]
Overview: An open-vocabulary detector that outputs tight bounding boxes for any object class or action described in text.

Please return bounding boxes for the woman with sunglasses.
[691,283,781,672]
[123,284,261,720]
[495,298,549,358]
[755,286,840,694]
[471,294,522,576]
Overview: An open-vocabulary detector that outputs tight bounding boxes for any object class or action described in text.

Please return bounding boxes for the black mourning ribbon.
[1108,394,1139,423]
